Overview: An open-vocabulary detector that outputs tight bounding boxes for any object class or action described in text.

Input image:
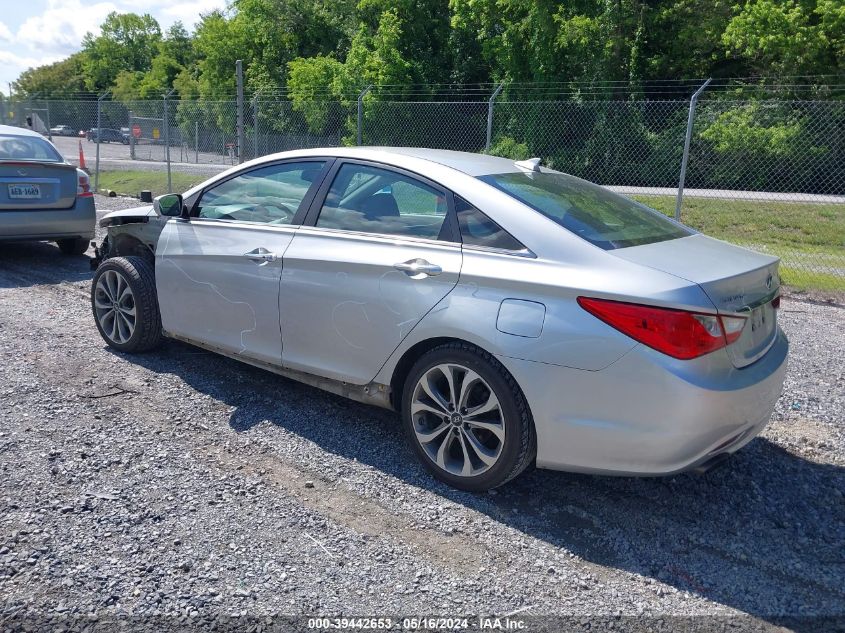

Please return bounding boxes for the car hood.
[99,205,155,227]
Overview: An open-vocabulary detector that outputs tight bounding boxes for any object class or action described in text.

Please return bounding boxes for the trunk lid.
[612,234,780,368]
[0,161,78,210]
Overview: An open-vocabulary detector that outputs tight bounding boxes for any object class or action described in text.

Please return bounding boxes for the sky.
[0,0,228,95]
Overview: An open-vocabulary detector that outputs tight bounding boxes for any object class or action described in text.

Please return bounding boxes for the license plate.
[8,184,41,199]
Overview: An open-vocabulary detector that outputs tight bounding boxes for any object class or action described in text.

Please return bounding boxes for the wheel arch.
[387,336,528,415]
[389,337,457,409]
[110,232,154,263]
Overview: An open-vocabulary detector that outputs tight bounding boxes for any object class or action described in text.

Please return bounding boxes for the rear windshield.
[0,134,63,162]
[479,171,692,249]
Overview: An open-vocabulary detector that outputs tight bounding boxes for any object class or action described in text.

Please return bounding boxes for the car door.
[156,159,331,365]
[279,160,463,384]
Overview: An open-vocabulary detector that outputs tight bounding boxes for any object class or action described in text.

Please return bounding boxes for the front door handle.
[394,258,442,277]
[243,247,279,263]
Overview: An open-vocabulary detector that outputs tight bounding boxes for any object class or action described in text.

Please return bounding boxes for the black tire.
[91,256,163,353]
[401,342,536,492]
[57,237,89,256]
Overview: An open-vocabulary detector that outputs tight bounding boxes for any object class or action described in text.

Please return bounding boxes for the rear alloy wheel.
[57,238,89,256]
[402,343,535,491]
[91,256,162,353]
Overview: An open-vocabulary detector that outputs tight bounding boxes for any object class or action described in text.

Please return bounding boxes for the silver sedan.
[0,124,95,255]
[90,147,788,491]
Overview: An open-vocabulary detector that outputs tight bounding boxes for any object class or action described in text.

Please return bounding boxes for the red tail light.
[76,169,92,198]
[577,297,747,360]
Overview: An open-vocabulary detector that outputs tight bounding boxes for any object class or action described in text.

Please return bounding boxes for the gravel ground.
[0,195,843,632]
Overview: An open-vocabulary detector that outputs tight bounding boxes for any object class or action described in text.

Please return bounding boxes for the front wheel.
[91,256,163,353]
[401,342,536,491]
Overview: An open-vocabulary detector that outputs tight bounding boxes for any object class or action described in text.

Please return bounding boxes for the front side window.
[196,161,325,224]
[0,135,62,162]
[479,171,692,250]
[316,163,448,240]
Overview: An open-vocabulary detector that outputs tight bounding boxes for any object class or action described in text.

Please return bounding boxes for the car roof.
[272,146,525,177]
[363,147,523,176]
[187,146,551,202]
[0,124,45,138]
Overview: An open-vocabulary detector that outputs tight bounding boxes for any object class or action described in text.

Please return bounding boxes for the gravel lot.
[1,195,843,632]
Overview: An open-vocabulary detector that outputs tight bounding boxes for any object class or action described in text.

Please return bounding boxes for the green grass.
[634,195,845,293]
[96,170,206,197]
[779,269,845,293]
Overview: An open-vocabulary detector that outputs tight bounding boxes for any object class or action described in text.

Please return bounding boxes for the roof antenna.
[514,157,542,172]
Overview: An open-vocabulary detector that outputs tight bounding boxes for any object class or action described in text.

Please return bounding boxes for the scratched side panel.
[279,228,462,385]
[156,219,295,365]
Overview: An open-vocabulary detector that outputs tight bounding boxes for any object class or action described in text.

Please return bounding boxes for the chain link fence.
[2,91,842,291]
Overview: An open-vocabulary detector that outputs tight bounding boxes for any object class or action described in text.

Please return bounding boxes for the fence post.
[164,87,176,192]
[236,60,245,164]
[357,85,372,146]
[252,90,261,160]
[129,110,135,160]
[675,78,711,221]
[45,101,52,141]
[485,83,504,151]
[195,121,199,164]
[94,91,109,192]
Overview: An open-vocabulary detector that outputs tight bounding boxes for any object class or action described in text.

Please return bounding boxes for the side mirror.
[153,193,184,218]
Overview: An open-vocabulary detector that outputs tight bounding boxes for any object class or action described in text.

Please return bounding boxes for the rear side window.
[0,135,62,162]
[316,163,448,240]
[479,171,691,250]
[455,196,526,252]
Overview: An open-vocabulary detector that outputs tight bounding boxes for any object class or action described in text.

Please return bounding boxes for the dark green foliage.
[8,0,842,196]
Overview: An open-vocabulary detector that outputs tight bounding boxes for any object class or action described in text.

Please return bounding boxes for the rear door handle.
[243,247,279,263]
[394,258,442,277]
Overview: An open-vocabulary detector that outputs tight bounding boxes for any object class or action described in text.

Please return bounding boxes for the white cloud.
[0,0,228,92]
[120,0,228,30]
[160,0,228,29]
[0,21,13,44]
[16,0,118,55]
[0,49,64,90]
[0,50,60,69]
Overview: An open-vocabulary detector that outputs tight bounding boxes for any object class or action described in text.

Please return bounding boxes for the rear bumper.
[504,328,789,476]
[0,196,95,241]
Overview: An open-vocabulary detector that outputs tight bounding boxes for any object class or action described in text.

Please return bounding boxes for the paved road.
[608,186,845,204]
[52,135,235,173]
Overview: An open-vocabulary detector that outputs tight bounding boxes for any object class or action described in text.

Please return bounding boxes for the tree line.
[11,0,845,102]
[11,0,841,196]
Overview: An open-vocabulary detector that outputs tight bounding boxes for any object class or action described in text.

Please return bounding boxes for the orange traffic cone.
[78,139,88,172]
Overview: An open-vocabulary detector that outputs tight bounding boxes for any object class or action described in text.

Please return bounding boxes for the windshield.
[0,134,63,162]
[479,171,692,250]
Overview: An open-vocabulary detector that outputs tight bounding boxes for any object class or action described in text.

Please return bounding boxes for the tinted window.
[479,172,691,249]
[455,196,526,252]
[0,135,62,162]
[197,161,325,224]
[316,164,448,240]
